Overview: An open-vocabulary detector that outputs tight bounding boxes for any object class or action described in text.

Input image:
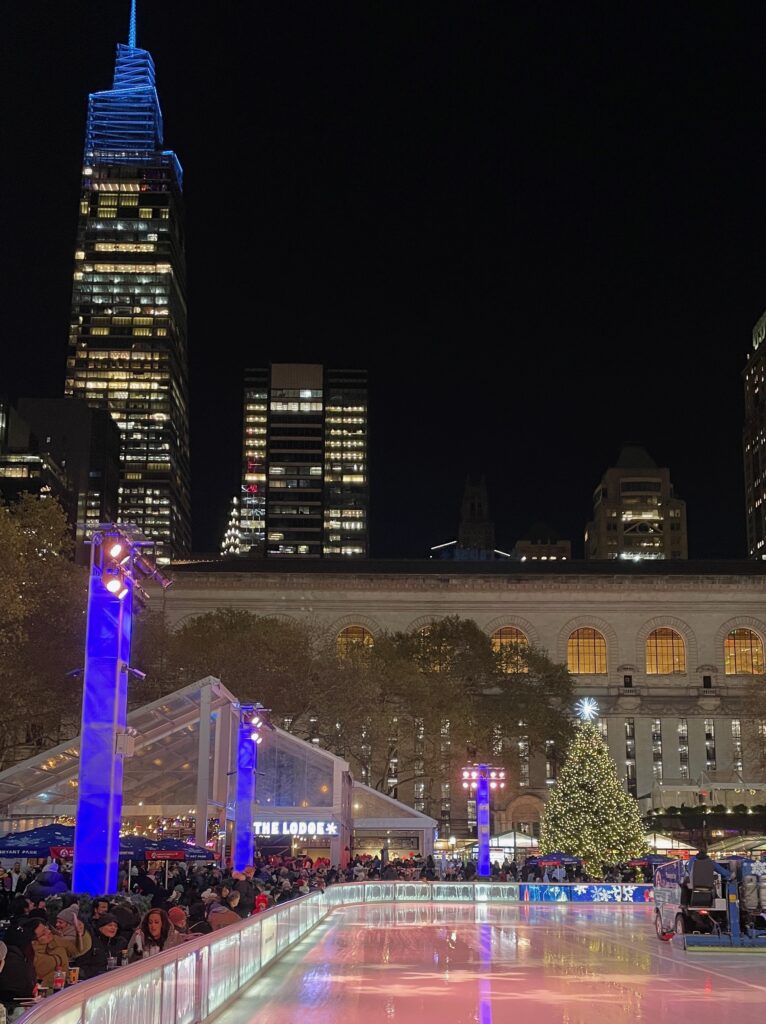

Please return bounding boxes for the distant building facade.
[431,477,511,560]
[511,523,571,562]
[585,445,687,560]
[18,398,119,561]
[0,399,71,513]
[744,310,766,558]
[164,559,766,837]
[227,364,368,558]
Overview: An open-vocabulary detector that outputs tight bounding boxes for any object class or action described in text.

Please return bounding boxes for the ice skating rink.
[215,901,766,1024]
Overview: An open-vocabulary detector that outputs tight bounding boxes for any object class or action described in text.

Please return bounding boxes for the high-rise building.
[0,398,73,517]
[585,445,687,560]
[17,398,120,562]
[229,364,369,558]
[744,310,766,558]
[63,7,190,562]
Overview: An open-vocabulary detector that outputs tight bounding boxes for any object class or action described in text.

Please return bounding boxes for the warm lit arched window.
[491,626,529,673]
[645,627,686,674]
[724,628,765,675]
[336,625,374,659]
[567,627,607,674]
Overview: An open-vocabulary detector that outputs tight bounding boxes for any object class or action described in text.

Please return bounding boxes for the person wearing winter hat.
[34,909,92,988]
[204,889,240,931]
[73,915,128,979]
[167,907,190,936]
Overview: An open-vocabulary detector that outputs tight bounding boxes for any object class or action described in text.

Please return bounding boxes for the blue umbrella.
[152,837,214,861]
[538,851,581,865]
[0,824,75,858]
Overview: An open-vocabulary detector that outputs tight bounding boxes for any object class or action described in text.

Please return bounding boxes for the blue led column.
[233,714,257,872]
[476,764,491,879]
[72,533,133,895]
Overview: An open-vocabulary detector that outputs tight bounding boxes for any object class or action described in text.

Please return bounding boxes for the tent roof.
[0,677,237,818]
[351,782,438,828]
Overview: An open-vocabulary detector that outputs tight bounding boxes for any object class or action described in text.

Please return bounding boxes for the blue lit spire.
[84,1,164,158]
[129,0,137,48]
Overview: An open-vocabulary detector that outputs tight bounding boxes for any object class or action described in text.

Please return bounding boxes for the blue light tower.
[462,764,506,879]
[72,526,169,895]
[233,705,273,872]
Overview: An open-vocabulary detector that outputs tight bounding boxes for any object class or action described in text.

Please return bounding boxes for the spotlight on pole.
[461,761,506,880]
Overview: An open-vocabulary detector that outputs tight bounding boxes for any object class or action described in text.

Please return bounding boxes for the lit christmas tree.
[539,722,646,868]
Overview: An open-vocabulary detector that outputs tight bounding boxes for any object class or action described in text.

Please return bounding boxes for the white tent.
[491,830,539,851]
[645,831,696,852]
[707,835,766,855]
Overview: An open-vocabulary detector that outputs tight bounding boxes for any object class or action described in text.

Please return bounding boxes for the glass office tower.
[233,364,368,558]
[64,19,191,561]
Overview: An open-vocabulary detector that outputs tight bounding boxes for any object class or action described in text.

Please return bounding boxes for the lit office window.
[651,718,663,779]
[724,629,764,675]
[567,628,607,674]
[335,625,374,659]
[678,718,689,779]
[646,628,686,674]
[732,719,743,772]
[704,719,717,770]
[490,626,529,672]
[625,719,637,797]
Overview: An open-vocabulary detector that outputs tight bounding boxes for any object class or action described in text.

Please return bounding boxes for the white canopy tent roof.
[491,830,539,850]
[707,835,766,855]
[645,831,697,851]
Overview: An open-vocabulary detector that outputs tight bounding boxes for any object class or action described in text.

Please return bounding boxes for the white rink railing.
[16,891,327,1024]
[16,880,653,1024]
[324,880,654,905]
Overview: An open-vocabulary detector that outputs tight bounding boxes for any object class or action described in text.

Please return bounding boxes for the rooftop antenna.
[128,0,137,48]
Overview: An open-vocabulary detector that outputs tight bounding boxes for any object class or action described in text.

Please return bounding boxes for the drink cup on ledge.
[66,967,80,985]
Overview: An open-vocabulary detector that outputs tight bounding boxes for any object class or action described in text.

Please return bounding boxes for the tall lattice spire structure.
[129,0,137,48]
[64,4,191,562]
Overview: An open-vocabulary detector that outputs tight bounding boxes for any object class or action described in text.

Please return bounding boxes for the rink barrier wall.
[324,880,655,905]
[15,881,654,1024]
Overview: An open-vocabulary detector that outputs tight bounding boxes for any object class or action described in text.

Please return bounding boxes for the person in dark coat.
[74,915,128,979]
[24,863,68,902]
[0,919,38,1009]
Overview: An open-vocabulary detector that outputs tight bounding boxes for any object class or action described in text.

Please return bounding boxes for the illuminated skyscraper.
[585,446,687,560]
[744,310,766,558]
[64,5,191,561]
[233,364,368,558]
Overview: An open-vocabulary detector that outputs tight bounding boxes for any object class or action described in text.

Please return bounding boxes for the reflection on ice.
[216,901,766,1024]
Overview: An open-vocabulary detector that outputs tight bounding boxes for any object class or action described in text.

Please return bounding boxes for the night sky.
[4,1,766,559]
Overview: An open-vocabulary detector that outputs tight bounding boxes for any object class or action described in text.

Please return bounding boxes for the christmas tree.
[539,722,646,868]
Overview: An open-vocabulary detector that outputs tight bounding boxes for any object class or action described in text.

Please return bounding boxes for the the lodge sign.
[253,819,339,837]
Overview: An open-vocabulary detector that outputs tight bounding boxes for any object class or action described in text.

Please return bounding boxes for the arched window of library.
[724,628,765,675]
[490,626,529,673]
[645,627,686,674]
[336,625,374,659]
[567,627,607,675]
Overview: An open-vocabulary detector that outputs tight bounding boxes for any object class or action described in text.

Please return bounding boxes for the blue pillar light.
[72,526,168,896]
[463,763,506,880]
[233,705,272,872]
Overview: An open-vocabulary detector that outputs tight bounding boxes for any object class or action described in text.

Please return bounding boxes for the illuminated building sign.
[253,820,338,837]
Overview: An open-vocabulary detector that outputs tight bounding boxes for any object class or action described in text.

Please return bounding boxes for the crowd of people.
[0,848,651,1014]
